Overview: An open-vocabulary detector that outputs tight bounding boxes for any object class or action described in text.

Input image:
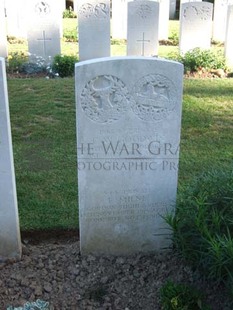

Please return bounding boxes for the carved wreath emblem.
[80,75,133,123]
[136,4,152,19]
[131,74,177,122]
[35,1,50,16]
[183,5,212,20]
[79,3,109,18]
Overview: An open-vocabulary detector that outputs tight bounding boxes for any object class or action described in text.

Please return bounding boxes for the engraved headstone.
[0,0,7,57]
[27,0,62,62]
[225,5,233,68]
[213,0,233,42]
[112,0,129,39]
[78,0,110,61]
[75,56,183,255]
[0,57,22,261]
[179,2,213,54]
[127,1,159,56]
[134,0,169,39]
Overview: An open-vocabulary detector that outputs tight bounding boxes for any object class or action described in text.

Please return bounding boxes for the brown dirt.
[0,231,231,310]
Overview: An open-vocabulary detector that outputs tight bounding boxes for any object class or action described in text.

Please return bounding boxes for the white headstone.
[213,0,233,42]
[127,1,159,56]
[134,0,169,40]
[225,5,233,68]
[157,0,170,40]
[112,0,129,39]
[73,0,78,12]
[78,0,110,61]
[179,2,213,54]
[169,0,176,19]
[0,0,7,58]
[75,56,183,255]
[27,0,62,62]
[5,0,27,38]
[0,58,21,261]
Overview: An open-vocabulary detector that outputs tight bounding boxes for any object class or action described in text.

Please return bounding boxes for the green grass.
[9,78,78,230]
[6,18,233,231]
[179,79,233,183]
[8,77,233,231]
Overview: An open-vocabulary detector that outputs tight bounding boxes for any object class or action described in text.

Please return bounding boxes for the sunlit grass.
[7,77,233,231]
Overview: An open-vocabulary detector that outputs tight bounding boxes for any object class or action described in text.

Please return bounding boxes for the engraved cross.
[37,30,51,57]
[136,32,150,56]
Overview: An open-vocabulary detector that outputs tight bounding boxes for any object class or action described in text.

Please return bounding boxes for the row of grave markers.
[0,0,233,65]
[2,0,232,259]
[1,0,233,67]
[78,0,233,67]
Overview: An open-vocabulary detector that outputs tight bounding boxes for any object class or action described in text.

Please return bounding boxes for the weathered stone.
[75,56,183,255]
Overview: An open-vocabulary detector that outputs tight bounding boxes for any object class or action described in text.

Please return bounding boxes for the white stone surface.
[127,1,159,56]
[0,58,21,261]
[157,0,169,40]
[179,2,213,54]
[27,0,62,62]
[5,0,27,38]
[213,0,233,42]
[179,0,202,20]
[225,5,233,68]
[73,0,78,12]
[75,56,183,255]
[0,0,7,57]
[78,0,110,61]
[112,0,129,39]
[180,0,202,5]
[134,0,169,39]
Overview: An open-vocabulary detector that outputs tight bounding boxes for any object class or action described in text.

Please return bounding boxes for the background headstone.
[134,0,169,40]
[73,0,78,12]
[213,0,233,42]
[27,0,62,62]
[225,5,233,68]
[111,0,129,39]
[78,0,110,61]
[179,2,213,54]
[157,0,170,40]
[0,0,7,58]
[5,0,27,38]
[127,1,159,56]
[0,57,22,261]
[76,56,183,255]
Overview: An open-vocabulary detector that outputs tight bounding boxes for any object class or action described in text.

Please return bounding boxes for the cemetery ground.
[1,20,233,309]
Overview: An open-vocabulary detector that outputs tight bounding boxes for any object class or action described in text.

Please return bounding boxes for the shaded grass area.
[8,78,233,231]
[8,78,78,230]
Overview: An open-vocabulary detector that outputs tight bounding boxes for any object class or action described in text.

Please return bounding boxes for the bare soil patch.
[0,231,231,310]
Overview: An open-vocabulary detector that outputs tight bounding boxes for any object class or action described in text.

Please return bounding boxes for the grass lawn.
[6,19,232,231]
[8,78,233,231]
